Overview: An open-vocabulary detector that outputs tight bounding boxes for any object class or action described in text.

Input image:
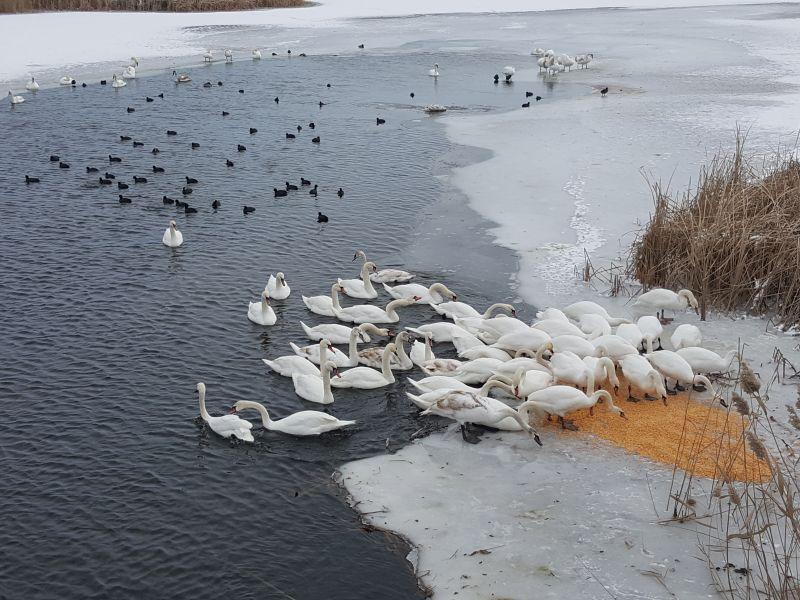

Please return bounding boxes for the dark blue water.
[1,49,543,598]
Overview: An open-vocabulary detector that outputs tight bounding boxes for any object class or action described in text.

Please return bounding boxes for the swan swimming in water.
[263,340,332,377]
[334,297,418,324]
[291,326,365,368]
[502,66,515,82]
[232,399,355,436]
[353,250,414,283]
[59,76,75,86]
[196,382,254,442]
[302,283,345,316]
[122,65,136,80]
[330,343,399,389]
[247,291,277,326]
[173,70,191,83]
[428,63,440,77]
[252,49,262,60]
[383,282,456,304]
[338,261,378,299]
[111,74,126,88]
[299,322,388,345]
[25,77,39,92]
[265,272,291,300]
[162,220,183,247]
[8,91,24,105]
[291,361,339,404]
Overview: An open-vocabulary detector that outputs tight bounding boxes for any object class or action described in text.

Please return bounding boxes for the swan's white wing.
[292,373,324,402]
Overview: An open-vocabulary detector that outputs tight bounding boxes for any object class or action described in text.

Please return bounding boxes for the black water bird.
[175,199,187,208]
[286,181,298,191]
[274,97,279,103]
[239,89,244,94]
[134,176,147,183]
[301,177,311,186]
[118,194,132,203]
[218,82,223,86]
[158,93,164,98]
[212,199,221,209]
[600,87,608,96]
[167,130,177,136]
[522,102,530,108]
[309,184,318,197]
[182,187,193,195]
[376,117,385,125]
[59,162,70,169]
[536,96,542,101]
[337,188,344,198]
[49,155,60,162]
[311,136,320,143]
[104,172,116,179]
[526,92,533,97]
[191,142,200,149]
[308,122,316,129]
[237,144,246,152]
[25,175,40,183]
[272,52,277,56]
[99,177,112,185]
[249,128,258,134]
[81,83,87,88]
[109,155,121,162]
[274,188,288,198]
[493,74,499,84]
[120,135,132,141]
[118,182,129,190]
[297,125,302,132]
[163,195,174,204]
[299,53,307,57]
[286,133,295,139]
[410,92,415,98]
[153,166,165,173]
[133,141,144,147]
[222,111,230,116]
[287,49,291,55]
[185,205,198,214]
[317,212,328,223]
[243,205,255,214]
[146,96,154,102]
[326,83,331,88]
[127,107,135,113]
[100,80,107,85]
[186,176,198,184]
[358,44,364,49]
[86,167,98,173]
[203,82,212,88]
[152,147,160,154]
[318,101,326,107]
[226,159,234,167]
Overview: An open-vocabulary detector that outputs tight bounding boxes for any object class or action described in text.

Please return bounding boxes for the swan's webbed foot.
[675,383,686,392]
[627,396,641,402]
[560,417,579,431]
[666,388,678,396]
[461,424,481,444]
[644,394,657,401]
[693,384,707,393]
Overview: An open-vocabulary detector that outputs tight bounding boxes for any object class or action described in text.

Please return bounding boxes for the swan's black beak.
[533,434,543,447]
[511,309,517,316]
[352,253,358,261]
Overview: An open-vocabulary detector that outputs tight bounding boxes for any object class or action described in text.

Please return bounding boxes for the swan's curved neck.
[322,367,334,403]
[198,387,210,420]
[424,336,434,362]
[586,370,596,395]
[381,348,395,381]
[360,263,376,294]
[237,400,271,428]
[319,341,328,364]
[348,329,361,361]
[483,303,510,318]
[479,379,514,397]
[535,345,552,371]
[262,298,270,311]
[384,299,406,320]
[330,286,342,311]
[395,336,409,362]
[645,335,654,354]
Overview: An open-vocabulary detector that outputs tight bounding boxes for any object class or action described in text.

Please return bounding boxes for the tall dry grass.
[630,135,800,327]
[0,0,305,12]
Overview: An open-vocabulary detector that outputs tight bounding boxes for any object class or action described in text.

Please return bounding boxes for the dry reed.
[630,134,800,328]
[0,0,305,12]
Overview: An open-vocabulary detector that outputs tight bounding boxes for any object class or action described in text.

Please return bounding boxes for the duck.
[252,49,262,60]
[421,390,541,445]
[274,188,288,198]
[383,282,456,304]
[646,350,715,394]
[162,220,183,247]
[330,343,398,389]
[262,340,332,377]
[25,77,39,92]
[196,383,253,442]
[563,300,629,325]
[524,388,623,430]
[353,250,415,283]
[300,322,387,345]
[359,331,414,370]
[8,91,24,105]
[428,63,440,77]
[231,400,355,436]
[265,272,291,300]
[406,322,465,343]
[302,283,345,316]
[676,347,737,375]
[292,326,364,368]
[338,261,379,299]
[633,288,699,322]
[247,291,277,326]
[111,74,126,88]
[637,315,664,352]
[334,297,418,324]
[25,175,40,183]
[671,324,702,350]
[433,301,515,321]
[291,361,339,404]
[619,354,667,403]
[59,76,76,86]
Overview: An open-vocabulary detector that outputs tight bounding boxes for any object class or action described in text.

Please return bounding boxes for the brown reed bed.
[0,0,306,13]
[629,134,800,328]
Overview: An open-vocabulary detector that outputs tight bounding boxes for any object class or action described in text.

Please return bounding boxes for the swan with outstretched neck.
[523,388,625,430]
[433,301,515,321]
[263,340,333,377]
[334,297,417,324]
[232,399,355,436]
[196,382,254,442]
[384,282,456,304]
[359,331,414,370]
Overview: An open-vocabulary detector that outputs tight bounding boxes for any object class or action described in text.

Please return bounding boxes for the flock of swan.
[196,252,736,445]
[531,48,593,76]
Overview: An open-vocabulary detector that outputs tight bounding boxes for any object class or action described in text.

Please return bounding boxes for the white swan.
[557,54,576,71]
[646,350,715,394]
[428,63,440,77]
[59,76,75,86]
[451,328,487,354]
[524,388,623,429]
[637,315,663,353]
[25,77,39,92]
[247,291,277,326]
[265,272,291,300]
[447,357,504,385]
[409,331,434,368]
[676,347,737,375]
[129,57,139,67]
[335,297,417,324]
[111,74,126,88]
[575,53,594,69]
[302,283,345,316]
[173,70,191,83]
[506,368,553,398]
[224,49,233,63]
[406,323,463,343]
[619,354,667,403]
[122,65,136,80]
[582,356,620,392]
[330,343,398,389]
[300,322,387,345]
[290,327,362,367]
[252,49,262,60]
[471,315,530,342]
[263,340,331,377]
[383,282,456,304]
[537,307,569,322]
[592,335,638,362]
[407,376,511,396]
[292,361,338,404]
[203,49,214,63]
[533,318,585,338]
[406,380,518,409]
[552,334,595,358]
[502,65,515,82]
[232,399,355,436]
[8,91,24,105]
[633,288,699,321]
[458,346,512,361]
[162,220,183,247]
[338,261,378,299]
[671,324,702,350]
[579,313,611,337]
[421,356,463,376]
[421,390,541,445]
[353,250,415,283]
[493,345,553,377]
[549,350,593,389]
[615,323,643,350]
[196,382,253,442]
[490,329,551,353]
[359,331,413,370]
[563,301,629,325]
[532,48,546,57]
[433,301,515,321]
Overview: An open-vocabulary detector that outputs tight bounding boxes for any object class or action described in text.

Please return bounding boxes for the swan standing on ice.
[232,400,355,436]
[196,382,254,442]
[563,300,628,325]
[524,388,624,430]
[252,49,262,60]
[575,53,594,69]
[428,63,440,77]
[25,77,39,92]
[502,66,515,82]
[265,272,291,299]
[224,49,233,63]
[247,291,277,326]
[557,54,575,71]
[8,91,24,105]
[203,49,214,63]
[532,47,546,57]
[676,347,737,375]
[353,250,415,283]
[162,220,183,247]
[671,324,702,350]
[633,288,699,322]
[111,74,126,88]
[619,354,667,403]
